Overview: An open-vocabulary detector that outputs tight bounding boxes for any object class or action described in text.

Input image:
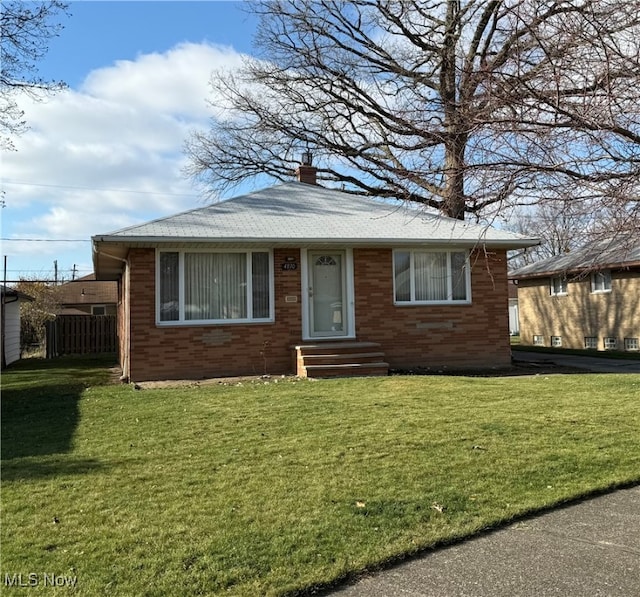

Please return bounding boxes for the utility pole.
[54,260,58,285]
[72,264,77,281]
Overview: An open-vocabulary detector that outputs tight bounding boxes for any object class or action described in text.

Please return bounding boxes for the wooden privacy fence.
[46,315,117,358]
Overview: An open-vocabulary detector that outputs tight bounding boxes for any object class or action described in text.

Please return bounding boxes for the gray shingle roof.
[1,286,34,301]
[95,182,537,246]
[509,236,640,279]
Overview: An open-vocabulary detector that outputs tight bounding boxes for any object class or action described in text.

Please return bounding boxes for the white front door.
[308,251,348,338]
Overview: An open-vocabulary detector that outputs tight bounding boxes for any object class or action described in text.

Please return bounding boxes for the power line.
[2,179,200,198]
[1,238,90,242]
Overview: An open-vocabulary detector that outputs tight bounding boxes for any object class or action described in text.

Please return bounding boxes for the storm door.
[308,251,348,338]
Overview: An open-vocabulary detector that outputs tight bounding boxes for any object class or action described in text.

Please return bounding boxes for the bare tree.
[507,200,593,268]
[507,185,640,269]
[0,0,69,150]
[185,0,640,225]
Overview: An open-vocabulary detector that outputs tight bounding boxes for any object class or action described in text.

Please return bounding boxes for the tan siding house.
[510,239,640,352]
[93,166,538,382]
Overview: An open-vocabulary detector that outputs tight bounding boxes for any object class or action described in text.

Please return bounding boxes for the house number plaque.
[282,261,298,270]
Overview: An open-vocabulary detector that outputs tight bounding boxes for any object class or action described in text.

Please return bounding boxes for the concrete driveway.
[511,350,640,374]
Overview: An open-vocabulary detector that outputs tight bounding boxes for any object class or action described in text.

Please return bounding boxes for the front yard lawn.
[2,357,639,596]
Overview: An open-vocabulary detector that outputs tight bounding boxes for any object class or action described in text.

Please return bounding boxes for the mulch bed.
[126,359,584,389]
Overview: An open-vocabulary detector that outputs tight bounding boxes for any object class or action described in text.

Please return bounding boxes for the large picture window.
[393,250,470,304]
[157,250,273,324]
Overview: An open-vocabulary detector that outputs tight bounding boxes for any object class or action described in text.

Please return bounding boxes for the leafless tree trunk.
[186,0,640,228]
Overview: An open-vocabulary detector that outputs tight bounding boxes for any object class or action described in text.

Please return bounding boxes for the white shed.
[1,287,34,368]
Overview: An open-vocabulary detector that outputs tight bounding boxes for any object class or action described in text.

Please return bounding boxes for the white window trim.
[550,276,568,296]
[91,304,107,315]
[624,337,639,351]
[392,249,472,306]
[584,336,598,349]
[590,270,612,294]
[155,249,274,326]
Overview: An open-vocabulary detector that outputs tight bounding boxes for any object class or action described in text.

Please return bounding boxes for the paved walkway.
[512,351,640,374]
[327,486,640,597]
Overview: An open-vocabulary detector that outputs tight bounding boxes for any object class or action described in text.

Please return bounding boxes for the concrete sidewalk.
[327,486,640,597]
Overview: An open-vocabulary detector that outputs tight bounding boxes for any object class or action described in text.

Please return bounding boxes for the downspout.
[95,250,130,383]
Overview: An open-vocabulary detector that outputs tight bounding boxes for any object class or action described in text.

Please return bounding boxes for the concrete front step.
[304,362,390,378]
[293,341,389,378]
[294,341,382,355]
[302,352,386,366]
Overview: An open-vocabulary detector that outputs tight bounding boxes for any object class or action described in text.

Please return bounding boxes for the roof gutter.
[92,236,540,250]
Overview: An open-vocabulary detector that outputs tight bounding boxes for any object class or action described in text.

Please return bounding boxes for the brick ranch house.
[92,166,538,382]
[510,237,640,352]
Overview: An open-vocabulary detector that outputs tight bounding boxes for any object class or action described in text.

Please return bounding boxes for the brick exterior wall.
[517,270,640,351]
[121,246,512,381]
[124,248,302,381]
[353,248,511,370]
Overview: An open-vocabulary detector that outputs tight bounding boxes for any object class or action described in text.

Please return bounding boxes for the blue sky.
[1,1,261,282]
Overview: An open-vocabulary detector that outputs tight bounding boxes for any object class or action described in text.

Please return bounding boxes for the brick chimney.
[295,151,317,185]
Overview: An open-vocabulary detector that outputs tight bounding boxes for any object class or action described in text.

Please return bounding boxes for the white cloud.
[81,42,244,118]
[1,41,245,277]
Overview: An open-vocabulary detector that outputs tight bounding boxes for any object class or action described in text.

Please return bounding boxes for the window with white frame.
[624,337,639,351]
[533,335,545,346]
[550,276,567,296]
[91,305,107,316]
[393,250,470,304]
[603,337,618,350]
[157,250,272,324]
[591,270,612,293]
[551,336,562,347]
[584,336,598,349]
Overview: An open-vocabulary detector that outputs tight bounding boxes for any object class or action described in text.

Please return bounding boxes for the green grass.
[2,357,639,596]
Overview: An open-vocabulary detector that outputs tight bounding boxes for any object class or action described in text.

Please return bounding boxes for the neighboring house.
[56,274,118,316]
[1,286,34,368]
[92,164,538,382]
[509,237,640,352]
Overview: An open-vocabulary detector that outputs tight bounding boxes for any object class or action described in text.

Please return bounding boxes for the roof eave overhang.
[93,235,540,279]
[92,242,129,281]
[1,289,34,301]
[510,259,640,280]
